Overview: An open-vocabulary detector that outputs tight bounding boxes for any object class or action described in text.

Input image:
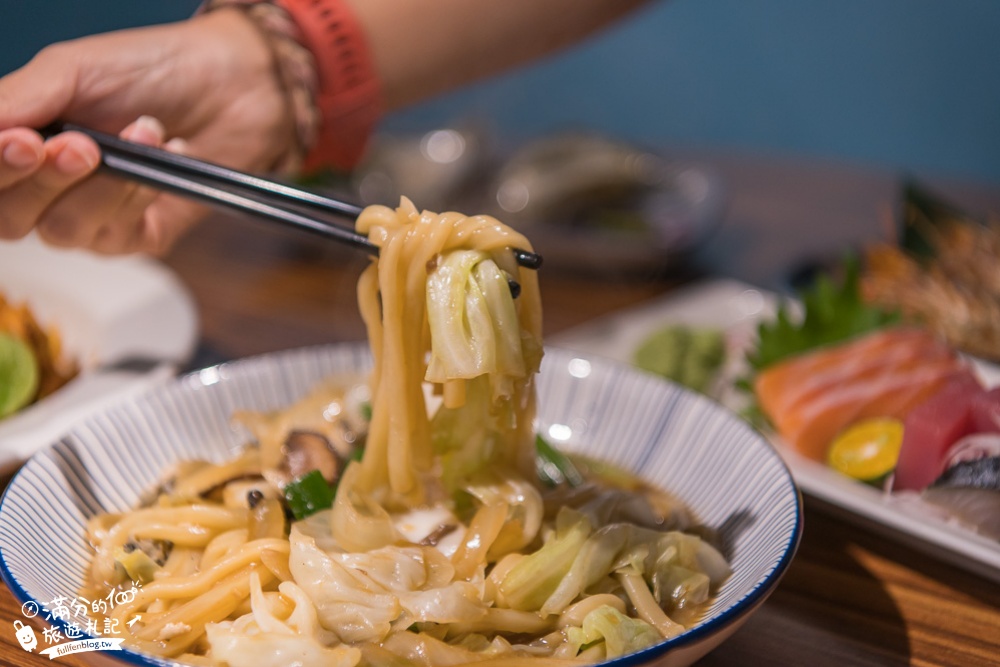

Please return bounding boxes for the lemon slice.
[827,418,904,483]
[0,332,39,419]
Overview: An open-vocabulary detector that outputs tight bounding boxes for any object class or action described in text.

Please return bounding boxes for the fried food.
[863,181,1000,362]
[863,220,1000,362]
[0,292,79,410]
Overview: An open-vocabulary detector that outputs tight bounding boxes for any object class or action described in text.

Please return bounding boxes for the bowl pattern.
[0,344,800,667]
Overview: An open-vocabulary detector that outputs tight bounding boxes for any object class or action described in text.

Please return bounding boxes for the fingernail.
[55,144,97,174]
[3,140,39,169]
[164,137,189,154]
[122,115,164,143]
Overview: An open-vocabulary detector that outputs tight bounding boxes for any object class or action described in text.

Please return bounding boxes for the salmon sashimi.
[776,338,953,420]
[754,328,968,461]
[755,328,947,418]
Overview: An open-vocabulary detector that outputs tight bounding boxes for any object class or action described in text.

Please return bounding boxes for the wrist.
[199,0,382,174]
[186,6,299,172]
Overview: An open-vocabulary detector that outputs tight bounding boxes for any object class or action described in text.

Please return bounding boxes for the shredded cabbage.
[289,523,490,644]
[205,572,361,667]
[566,605,662,659]
[425,250,526,398]
[497,509,592,612]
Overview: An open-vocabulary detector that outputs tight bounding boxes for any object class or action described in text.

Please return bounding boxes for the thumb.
[0,45,78,130]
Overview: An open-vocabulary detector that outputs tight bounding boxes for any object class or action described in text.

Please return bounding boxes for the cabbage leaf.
[566,605,661,659]
[497,509,591,611]
[425,250,525,396]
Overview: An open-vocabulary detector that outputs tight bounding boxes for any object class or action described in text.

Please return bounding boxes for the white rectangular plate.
[553,279,1000,582]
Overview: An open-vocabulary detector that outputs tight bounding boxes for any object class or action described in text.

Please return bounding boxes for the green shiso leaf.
[745,257,899,374]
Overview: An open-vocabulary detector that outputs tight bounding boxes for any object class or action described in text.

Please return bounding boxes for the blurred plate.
[0,235,197,474]
[489,134,727,274]
[554,279,1000,582]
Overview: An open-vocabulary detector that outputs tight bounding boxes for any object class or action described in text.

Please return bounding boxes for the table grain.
[2,150,999,666]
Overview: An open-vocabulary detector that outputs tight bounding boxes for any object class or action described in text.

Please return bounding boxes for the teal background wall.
[2,0,998,184]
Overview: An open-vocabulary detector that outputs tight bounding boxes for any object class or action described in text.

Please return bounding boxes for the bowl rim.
[0,343,802,667]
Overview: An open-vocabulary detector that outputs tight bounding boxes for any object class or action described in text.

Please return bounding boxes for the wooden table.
[2,150,999,666]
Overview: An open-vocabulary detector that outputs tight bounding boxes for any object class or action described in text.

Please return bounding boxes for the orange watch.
[276,0,382,172]
[200,0,382,172]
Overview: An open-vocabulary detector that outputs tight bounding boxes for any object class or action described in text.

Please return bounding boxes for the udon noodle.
[83,199,730,667]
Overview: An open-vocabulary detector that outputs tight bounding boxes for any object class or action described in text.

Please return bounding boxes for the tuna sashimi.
[893,374,985,491]
[754,328,969,462]
[971,387,1000,434]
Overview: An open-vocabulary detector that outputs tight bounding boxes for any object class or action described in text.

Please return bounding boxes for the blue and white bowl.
[0,344,801,667]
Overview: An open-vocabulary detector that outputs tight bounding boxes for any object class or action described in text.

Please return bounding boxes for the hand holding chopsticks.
[38,123,543,276]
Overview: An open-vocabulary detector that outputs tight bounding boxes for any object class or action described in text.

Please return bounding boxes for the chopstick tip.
[513,248,543,270]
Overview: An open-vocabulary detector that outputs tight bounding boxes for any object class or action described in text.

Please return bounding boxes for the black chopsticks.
[39,122,543,271]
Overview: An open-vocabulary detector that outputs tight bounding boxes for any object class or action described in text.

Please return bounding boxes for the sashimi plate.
[554,279,1000,583]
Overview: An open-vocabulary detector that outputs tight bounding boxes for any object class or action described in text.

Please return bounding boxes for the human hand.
[0,8,296,255]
